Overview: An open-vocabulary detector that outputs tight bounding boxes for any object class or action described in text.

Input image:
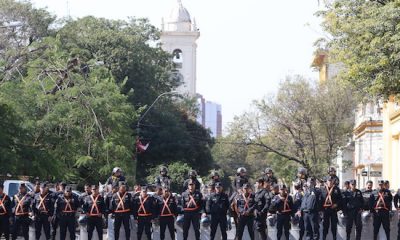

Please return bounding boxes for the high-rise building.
[160,0,200,96]
[197,95,222,138]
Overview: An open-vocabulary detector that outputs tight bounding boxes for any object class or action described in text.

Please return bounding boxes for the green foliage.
[146,162,192,193]
[319,0,400,98]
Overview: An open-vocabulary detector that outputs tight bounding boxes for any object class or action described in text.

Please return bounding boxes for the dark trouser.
[183,212,200,240]
[0,215,10,240]
[159,216,175,240]
[236,215,254,240]
[12,215,29,240]
[51,216,59,240]
[398,218,400,240]
[299,213,305,240]
[114,214,130,240]
[137,216,152,240]
[345,210,362,240]
[35,214,51,240]
[373,210,390,240]
[323,208,338,240]
[59,215,75,240]
[277,213,290,240]
[210,214,227,240]
[87,217,103,240]
[303,211,319,240]
[255,213,267,240]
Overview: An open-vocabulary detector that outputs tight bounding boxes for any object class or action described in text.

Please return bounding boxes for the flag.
[136,139,150,153]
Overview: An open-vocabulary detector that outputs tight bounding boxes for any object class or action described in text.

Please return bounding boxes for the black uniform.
[111,191,133,240]
[0,193,12,240]
[320,185,342,240]
[362,189,374,211]
[328,175,340,187]
[343,188,364,240]
[300,187,322,240]
[155,175,171,188]
[79,191,91,206]
[51,190,64,240]
[133,194,157,240]
[181,190,203,240]
[263,175,278,185]
[106,175,126,187]
[54,194,79,240]
[82,194,106,240]
[270,194,294,240]
[206,192,230,240]
[182,178,201,192]
[254,188,273,240]
[293,190,305,240]
[235,192,256,240]
[232,176,249,192]
[369,189,393,240]
[32,192,54,240]
[12,192,32,240]
[394,189,400,240]
[157,194,178,240]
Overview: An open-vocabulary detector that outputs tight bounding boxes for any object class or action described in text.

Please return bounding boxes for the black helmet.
[160,166,168,173]
[297,167,307,175]
[237,167,247,174]
[210,170,219,178]
[189,170,197,177]
[264,168,273,174]
[328,166,336,174]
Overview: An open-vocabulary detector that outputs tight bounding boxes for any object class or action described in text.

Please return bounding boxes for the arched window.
[172,49,183,68]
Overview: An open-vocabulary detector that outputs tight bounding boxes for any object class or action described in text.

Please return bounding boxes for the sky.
[32,0,323,130]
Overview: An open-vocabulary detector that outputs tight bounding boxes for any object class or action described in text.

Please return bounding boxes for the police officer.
[321,176,342,240]
[327,166,340,187]
[300,177,322,240]
[52,182,66,240]
[394,188,400,240]
[83,185,106,240]
[263,167,278,185]
[29,181,40,197]
[111,181,133,240]
[369,180,393,240]
[183,170,201,191]
[106,167,126,187]
[270,184,293,240]
[362,180,374,211]
[133,186,157,240]
[0,183,12,240]
[233,167,249,192]
[79,184,92,206]
[55,186,79,240]
[254,178,272,240]
[234,183,255,240]
[295,167,308,189]
[158,187,178,240]
[12,183,32,240]
[181,179,203,240]
[32,182,53,240]
[342,179,364,240]
[155,166,171,189]
[209,170,221,186]
[206,182,229,240]
[293,180,305,240]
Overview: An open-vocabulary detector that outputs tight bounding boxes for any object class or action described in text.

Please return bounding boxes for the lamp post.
[134,91,179,182]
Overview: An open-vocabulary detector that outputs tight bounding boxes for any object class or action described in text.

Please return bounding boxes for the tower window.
[172,49,183,69]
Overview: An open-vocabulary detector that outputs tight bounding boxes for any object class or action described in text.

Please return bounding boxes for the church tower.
[161,0,200,96]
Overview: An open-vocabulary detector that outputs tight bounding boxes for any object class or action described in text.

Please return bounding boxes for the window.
[172,49,183,69]
[8,183,19,198]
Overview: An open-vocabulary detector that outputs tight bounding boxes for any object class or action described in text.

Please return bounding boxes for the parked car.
[3,180,34,198]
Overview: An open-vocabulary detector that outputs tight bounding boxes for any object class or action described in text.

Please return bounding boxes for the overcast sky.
[32,0,323,129]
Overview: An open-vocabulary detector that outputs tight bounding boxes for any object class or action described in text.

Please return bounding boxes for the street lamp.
[134,91,179,182]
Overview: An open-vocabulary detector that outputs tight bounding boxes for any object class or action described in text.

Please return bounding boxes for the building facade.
[197,95,222,138]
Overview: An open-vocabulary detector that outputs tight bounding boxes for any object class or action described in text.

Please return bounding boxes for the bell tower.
[161,0,200,96]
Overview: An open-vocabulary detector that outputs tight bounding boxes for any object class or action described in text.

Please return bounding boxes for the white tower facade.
[161,0,200,96]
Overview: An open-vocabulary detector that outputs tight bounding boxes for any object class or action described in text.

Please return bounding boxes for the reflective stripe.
[183,194,199,211]
[161,196,173,217]
[115,192,130,213]
[375,192,388,210]
[89,195,101,216]
[138,196,152,217]
[242,193,250,210]
[282,196,291,213]
[63,198,75,213]
[15,195,29,215]
[324,185,334,207]
[38,193,49,213]
[0,194,8,215]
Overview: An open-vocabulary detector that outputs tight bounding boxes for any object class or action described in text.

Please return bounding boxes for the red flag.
[136,139,150,153]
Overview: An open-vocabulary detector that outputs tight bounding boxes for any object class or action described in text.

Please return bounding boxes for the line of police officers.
[0,165,400,240]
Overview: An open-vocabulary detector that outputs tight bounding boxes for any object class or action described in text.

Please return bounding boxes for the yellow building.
[382,97,400,189]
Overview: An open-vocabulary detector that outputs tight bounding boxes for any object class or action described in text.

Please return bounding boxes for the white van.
[2,180,34,198]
